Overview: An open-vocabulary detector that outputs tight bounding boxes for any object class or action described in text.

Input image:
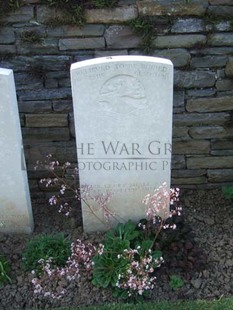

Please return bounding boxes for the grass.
[39,297,233,310]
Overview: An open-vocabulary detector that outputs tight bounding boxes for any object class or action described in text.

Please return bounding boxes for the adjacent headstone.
[71,56,173,232]
[0,68,33,233]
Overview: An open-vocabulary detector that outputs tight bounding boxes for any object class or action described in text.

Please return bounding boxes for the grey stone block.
[186,96,233,112]
[187,156,233,169]
[137,0,208,16]
[172,169,206,178]
[225,57,233,77]
[59,37,105,50]
[209,0,233,4]
[216,79,233,91]
[208,6,233,17]
[208,169,233,183]
[171,176,207,185]
[25,114,68,127]
[52,100,73,112]
[153,49,191,67]
[2,6,34,23]
[18,88,71,101]
[22,127,70,141]
[172,127,189,139]
[0,27,15,44]
[173,113,230,126]
[18,101,52,113]
[95,50,128,57]
[186,88,216,97]
[174,70,216,88]
[171,18,205,33]
[189,126,233,139]
[211,139,233,150]
[17,38,59,55]
[105,25,141,49]
[85,5,138,23]
[208,33,233,46]
[172,155,186,169]
[173,91,185,113]
[153,34,206,48]
[190,56,227,68]
[47,25,105,37]
[0,45,16,54]
[173,140,210,154]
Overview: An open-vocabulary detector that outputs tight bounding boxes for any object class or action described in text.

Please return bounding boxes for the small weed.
[222,186,233,200]
[129,17,156,54]
[169,275,184,291]
[0,255,11,287]
[93,0,118,8]
[22,233,71,275]
[20,30,44,44]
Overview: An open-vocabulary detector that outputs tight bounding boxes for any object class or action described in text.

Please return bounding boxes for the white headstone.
[0,68,33,234]
[71,56,173,232]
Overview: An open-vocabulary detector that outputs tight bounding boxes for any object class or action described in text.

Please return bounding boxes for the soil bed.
[0,189,233,309]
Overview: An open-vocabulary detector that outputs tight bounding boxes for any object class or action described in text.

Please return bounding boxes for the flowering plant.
[33,155,182,301]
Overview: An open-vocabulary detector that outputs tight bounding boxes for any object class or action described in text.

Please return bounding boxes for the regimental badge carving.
[98,75,148,114]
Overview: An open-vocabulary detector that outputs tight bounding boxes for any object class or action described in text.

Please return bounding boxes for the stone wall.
[0,0,233,198]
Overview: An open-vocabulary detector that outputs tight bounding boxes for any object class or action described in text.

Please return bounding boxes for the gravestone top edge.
[71,55,173,71]
[0,68,13,75]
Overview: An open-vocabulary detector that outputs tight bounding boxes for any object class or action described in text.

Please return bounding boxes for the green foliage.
[169,275,184,291]
[20,30,44,44]
[129,17,155,54]
[92,220,162,299]
[222,186,233,200]
[22,233,71,275]
[93,0,118,8]
[41,0,86,26]
[0,255,11,287]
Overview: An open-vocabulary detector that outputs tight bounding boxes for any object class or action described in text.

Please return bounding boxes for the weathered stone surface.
[174,70,216,88]
[211,139,233,150]
[25,114,68,127]
[190,126,233,139]
[209,0,233,4]
[105,25,141,48]
[172,169,206,178]
[69,112,75,138]
[186,88,216,97]
[2,6,33,22]
[153,49,191,68]
[58,78,71,88]
[172,176,207,185]
[59,38,105,50]
[173,140,210,154]
[137,0,208,16]
[172,155,186,169]
[18,88,71,101]
[187,156,233,169]
[173,91,185,113]
[211,150,233,155]
[47,24,105,37]
[215,21,231,32]
[18,101,52,113]
[216,79,233,91]
[208,6,233,17]
[172,127,189,138]
[225,57,233,77]
[192,47,233,55]
[20,114,25,127]
[153,35,206,48]
[186,96,233,112]
[17,39,59,55]
[52,100,73,112]
[173,113,230,126]
[36,5,65,23]
[208,169,233,182]
[95,50,128,57]
[15,77,43,91]
[22,127,70,141]
[190,56,227,68]
[208,33,233,46]
[45,79,58,89]
[0,28,15,44]
[85,6,138,23]
[0,45,16,54]
[171,18,204,33]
